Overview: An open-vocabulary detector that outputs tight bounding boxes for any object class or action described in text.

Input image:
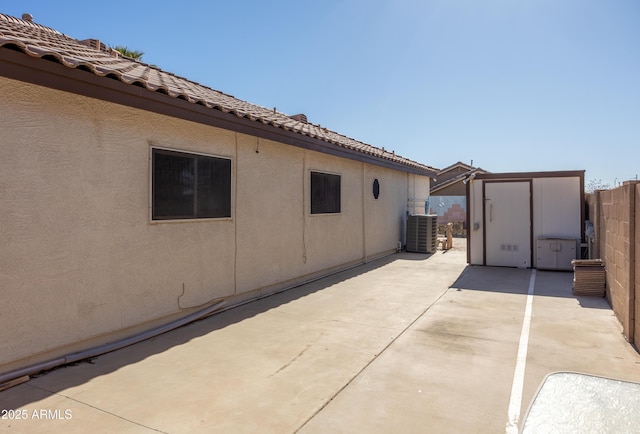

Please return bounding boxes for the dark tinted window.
[197,156,231,218]
[311,171,341,214]
[153,149,231,220]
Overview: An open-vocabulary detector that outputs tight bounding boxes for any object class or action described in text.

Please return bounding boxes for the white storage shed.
[466,171,585,269]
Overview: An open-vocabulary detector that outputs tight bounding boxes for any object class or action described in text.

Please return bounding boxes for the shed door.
[484,181,531,267]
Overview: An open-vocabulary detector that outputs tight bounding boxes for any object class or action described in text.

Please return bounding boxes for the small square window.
[311,171,341,214]
[152,149,231,220]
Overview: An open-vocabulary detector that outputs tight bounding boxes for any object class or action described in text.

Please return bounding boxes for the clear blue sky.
[4,1,638,188]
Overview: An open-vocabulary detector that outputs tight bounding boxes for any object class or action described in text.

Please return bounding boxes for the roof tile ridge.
[0,13,63,35]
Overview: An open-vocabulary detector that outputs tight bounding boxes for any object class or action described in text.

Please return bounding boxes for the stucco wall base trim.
[366,248,400,263]
[223,254,390,310]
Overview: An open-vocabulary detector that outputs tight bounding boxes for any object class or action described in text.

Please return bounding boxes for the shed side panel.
[533,177,582,239]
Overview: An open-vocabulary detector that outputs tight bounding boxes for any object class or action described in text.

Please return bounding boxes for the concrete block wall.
[590,182,639,344]
[636,186,640,343]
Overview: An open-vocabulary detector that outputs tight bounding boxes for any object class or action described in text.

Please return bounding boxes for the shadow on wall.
[450,266,611,309]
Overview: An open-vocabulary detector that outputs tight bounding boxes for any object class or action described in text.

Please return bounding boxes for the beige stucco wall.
[363,165,410,257]
[0,77,430,374]
[407,173,431,216]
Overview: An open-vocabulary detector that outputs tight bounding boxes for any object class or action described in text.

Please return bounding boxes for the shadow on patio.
[450,264,610,310]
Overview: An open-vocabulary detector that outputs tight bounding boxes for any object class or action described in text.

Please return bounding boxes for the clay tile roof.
[0,13,437,176]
